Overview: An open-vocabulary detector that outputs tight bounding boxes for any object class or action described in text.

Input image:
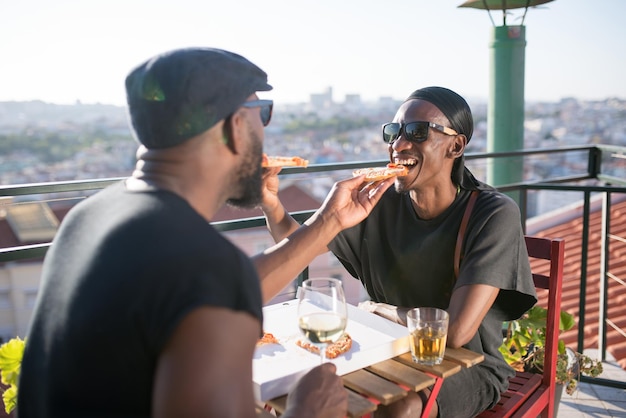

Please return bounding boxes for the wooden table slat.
[343,369,408,405]
[443,347,485,367]
[366,359,436,392]
[255,405,276,418]
[346,388,379,418]
[263,349,485,417]
[264,395,287,415]
[263,387,378,418]
[393,352,462,378]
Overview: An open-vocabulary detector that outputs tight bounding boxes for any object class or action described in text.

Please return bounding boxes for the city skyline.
[1,0,625,107]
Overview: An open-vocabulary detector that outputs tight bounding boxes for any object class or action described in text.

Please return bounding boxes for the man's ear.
[449,134,467,158]
[222,113,241,155]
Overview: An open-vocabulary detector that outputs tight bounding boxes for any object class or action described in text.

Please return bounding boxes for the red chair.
[477,236,565,418]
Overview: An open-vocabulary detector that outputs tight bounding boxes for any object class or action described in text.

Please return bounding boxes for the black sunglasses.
[241,99,273,126]
[382,121,458,144]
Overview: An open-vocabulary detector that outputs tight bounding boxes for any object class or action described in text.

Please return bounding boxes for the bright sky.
[1,0,624,106]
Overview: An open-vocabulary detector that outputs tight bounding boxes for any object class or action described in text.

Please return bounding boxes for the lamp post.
[458,0,554,205]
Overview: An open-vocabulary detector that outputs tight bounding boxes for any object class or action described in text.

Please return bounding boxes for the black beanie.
[125,47,272,149]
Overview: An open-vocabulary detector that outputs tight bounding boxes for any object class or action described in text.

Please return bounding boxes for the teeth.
[394,158,417,166]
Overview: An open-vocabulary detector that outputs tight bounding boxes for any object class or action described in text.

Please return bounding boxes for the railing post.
[519,188,527,233]
[598,192,611,362]
[588,146,603,178]
[577,191,591,354]
[297,269,309,288]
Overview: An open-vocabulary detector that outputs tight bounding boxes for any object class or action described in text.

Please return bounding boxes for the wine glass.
[297,278,348,364]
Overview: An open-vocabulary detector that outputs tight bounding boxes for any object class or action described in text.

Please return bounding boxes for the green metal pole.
[487,25,526,205]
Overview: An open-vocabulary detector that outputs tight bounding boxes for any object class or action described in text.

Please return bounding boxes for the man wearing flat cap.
[18,47,394,417]
[261,86,537,417]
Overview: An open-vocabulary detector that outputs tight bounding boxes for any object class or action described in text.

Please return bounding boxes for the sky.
[1,0,625,107]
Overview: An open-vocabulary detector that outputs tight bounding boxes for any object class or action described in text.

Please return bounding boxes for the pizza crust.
[262,154,309,168]
[352,164,408,182]
[296,333,353,359]
[257,332,280,347]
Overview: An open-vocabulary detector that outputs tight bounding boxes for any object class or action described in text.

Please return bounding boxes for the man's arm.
[359,284,499,349]
[153,306,347,418]
[446,283,499,348]
[254,175,394,303]
[153,307,260,418]
[260,167,300,242]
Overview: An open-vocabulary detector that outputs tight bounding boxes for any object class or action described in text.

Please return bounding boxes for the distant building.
[310,87,333,109]
[344,94,361,106]
[0,201,65,341]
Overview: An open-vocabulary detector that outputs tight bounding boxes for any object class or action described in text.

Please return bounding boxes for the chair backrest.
[524,235,565,416]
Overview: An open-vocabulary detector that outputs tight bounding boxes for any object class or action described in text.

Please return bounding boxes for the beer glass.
[407,307,449,365]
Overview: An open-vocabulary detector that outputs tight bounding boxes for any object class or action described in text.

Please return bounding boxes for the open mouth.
[393,157,418,169]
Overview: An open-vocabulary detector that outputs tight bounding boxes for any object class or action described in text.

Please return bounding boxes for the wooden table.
[263,346,484,418]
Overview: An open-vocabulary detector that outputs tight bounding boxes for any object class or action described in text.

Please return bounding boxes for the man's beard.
[394,177,410,194]
[226,129,264,209]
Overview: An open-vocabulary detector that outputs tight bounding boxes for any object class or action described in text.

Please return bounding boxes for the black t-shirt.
[18,181,263,417]
[328,185,537,413]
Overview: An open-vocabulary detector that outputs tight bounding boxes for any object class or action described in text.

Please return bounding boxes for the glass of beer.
[407,307,449,365]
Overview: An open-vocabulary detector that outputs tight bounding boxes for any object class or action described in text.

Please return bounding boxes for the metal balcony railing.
[1,145,626,389]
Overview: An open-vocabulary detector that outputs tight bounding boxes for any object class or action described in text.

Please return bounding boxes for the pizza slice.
[296,333,353,359]
[262,154,309,168]
[257,331,280,347]
[352,163,408,182]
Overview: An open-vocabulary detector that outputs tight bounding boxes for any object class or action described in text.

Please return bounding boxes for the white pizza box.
[253,299,410,402]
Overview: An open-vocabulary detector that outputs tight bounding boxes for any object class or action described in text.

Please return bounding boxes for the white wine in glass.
[297,278,348,364]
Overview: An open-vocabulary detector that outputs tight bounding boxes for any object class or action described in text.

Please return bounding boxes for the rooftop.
[1,146,625,416]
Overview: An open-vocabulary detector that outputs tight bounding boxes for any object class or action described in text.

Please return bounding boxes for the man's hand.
[282,363,347,418]
[315,175,395,232]
[260,166,282,214]
[255,173,394,303]
[358,301,408,326]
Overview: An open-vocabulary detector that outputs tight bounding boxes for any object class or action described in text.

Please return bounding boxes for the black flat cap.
[125,47,272,149]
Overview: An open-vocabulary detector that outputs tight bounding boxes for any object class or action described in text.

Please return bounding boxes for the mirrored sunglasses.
[382,121,458,144]
[241,99,273,126]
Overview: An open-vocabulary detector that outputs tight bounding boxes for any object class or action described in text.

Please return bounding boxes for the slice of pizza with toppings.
[296,333,353,359]
[257,331,280,347]
[352,163,408,182]
[262,154,309,168]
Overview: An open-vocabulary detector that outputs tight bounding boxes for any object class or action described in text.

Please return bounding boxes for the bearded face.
[226,126,264,209]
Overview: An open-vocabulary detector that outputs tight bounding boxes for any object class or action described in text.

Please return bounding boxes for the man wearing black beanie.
[261,86,538,417]
[18,47,395,418]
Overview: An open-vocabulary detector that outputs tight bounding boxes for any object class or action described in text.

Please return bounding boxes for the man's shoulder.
[475,189,518,207]
[472,190,522,221]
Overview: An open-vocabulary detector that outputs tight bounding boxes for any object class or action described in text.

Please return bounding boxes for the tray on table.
[253,299,410,401]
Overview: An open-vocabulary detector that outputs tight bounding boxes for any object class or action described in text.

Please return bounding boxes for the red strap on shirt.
[454,190,480,279]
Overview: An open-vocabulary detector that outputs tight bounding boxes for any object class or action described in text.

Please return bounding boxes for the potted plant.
[500,306,603,398]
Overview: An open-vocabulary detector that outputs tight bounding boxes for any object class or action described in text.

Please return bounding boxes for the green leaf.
[499,306,603,395]
[560,311,575,332]
[2,385,17,414]
[0,338,25,386]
